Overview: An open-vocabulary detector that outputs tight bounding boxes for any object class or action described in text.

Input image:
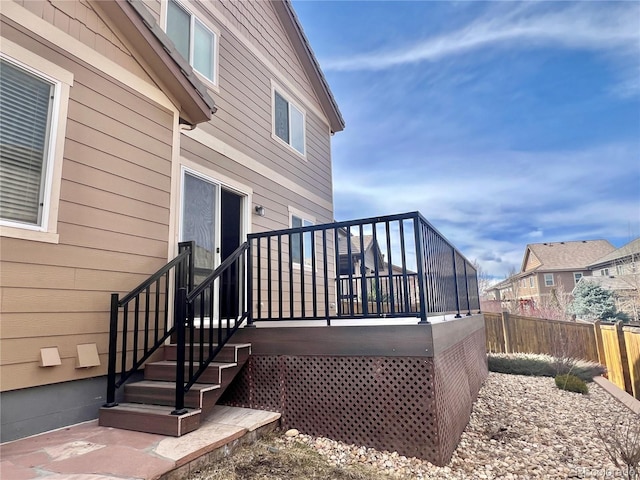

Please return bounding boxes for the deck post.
[246,238,255,327]
[104,293,119,407]
[413,215,429,324]
[172,288,188,415]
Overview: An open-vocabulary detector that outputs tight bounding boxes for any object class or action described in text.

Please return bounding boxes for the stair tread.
[149,360,237,368]
[126,380,221,391]
[166,343,251,348]
[101,403,201,417]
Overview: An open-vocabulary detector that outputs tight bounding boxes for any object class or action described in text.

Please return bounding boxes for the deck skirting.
[221,316,487,465]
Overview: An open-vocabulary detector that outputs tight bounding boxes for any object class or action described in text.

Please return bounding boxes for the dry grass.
[188,433,393,480]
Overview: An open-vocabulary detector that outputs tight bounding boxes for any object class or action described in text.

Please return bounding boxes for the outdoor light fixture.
[254,205,266,217]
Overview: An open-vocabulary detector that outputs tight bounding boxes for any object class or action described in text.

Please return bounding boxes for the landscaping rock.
[283,372,640,479]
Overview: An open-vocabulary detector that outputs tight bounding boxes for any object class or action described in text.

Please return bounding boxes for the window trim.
[271,81,307,158]
[288,206,315,268]
[544,273,554,287]
[573,272,583,285]
[0,41,73,244]
[163,0,220,89]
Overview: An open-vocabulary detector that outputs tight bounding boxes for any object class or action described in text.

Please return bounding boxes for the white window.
[0,45,71,243]
[573,272,583,285]
[166,0,217,84]
[289,208,314,267]
[615,264,625,275]
[273,88,305,156]
[529,277,534,288]
[600,268,609,276]
[544,273,554,286]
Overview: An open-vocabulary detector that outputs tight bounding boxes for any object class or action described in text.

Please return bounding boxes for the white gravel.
[282,373,640,479]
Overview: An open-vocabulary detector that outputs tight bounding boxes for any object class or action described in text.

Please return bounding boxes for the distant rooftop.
[587,237,640,269]
[525,240,615,271]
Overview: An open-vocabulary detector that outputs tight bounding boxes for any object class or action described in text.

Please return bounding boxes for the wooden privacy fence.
[484,312,640,400]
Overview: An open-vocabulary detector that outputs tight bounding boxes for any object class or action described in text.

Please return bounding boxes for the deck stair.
[99,342,250,436]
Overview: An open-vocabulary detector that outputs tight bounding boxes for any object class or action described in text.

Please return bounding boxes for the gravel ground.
[280,373,640,479]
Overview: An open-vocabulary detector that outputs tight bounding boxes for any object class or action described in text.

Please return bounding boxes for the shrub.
[555,374,589,394]
[488,353,605,382]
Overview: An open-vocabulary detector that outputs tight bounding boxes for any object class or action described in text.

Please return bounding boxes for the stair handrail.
[104,241,194,407]
[172,242,249,413]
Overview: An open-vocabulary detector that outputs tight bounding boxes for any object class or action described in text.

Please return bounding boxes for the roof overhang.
[272,0,345,133]
[95,0,216,126]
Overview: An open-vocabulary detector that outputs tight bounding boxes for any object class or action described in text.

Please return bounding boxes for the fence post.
[501,311,512,354]
[615,321,633,395]
[593,320,606,367]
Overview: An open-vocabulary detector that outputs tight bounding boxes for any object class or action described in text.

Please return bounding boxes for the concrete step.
[98,403,201,437]
[124,380,220,410]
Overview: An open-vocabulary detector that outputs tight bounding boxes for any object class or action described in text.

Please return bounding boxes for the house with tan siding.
[0,2,486,464]
[0,0,343,442]
[489,240,616,311]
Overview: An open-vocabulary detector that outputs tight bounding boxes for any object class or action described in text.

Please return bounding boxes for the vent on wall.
[40,347,61,367]
[76,343,101,368]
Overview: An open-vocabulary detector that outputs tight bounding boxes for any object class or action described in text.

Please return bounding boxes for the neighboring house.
[489,240,616,308]
[0,0,343,442]
[582,237,640,321]
[587,237,640,277]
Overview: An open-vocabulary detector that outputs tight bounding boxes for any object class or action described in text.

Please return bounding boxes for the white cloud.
[333,143,640,278]
[323,2,640,97]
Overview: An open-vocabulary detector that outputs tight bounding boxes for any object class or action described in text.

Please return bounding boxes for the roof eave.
[272,0,345,133]
[96,0,215,126]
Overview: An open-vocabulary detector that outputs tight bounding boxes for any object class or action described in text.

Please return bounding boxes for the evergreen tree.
[570,281,628,322]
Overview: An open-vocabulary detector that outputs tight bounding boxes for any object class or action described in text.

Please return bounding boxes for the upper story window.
[529,276,534,288]
[166,0,217,84]
[273,88,305,156]
[573,272,583,285]
[544,273,554,286]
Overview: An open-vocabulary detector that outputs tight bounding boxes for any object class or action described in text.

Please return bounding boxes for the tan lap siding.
[15,0,154,84]
[0,25,174,392]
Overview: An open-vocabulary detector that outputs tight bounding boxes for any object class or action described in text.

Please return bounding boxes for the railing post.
[452,251,461,318]
[172,287,188,415]
[246,238,255,327]
[464,262,472,316]
[413,215,428,324]
[104,293,119,407]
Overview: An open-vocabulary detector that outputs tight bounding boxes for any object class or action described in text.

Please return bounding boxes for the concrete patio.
[0,406,280,480]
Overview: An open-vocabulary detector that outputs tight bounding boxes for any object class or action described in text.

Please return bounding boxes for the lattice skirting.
[220,328,487,465]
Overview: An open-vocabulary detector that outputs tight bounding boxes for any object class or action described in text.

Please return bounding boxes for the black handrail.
[104,241,194,407]
[247,211,480,325]
[172,242,249,413]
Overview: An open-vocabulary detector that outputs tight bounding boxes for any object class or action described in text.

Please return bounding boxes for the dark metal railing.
[105,241,194,406]
[246,211,479,325]
[171,242,249,413]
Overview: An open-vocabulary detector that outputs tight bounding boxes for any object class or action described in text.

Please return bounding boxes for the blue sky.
[293,0,640,280]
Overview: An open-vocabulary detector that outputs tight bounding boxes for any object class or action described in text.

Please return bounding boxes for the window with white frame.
[274,89,305,155]
[0,57,57,228]
[290,213,314,267]
[166,0,217,83]
[600,268,609,276]
[544,273,554,286]
[529,276,534,288]
[615,264,625,275]
[574,272,583,285]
